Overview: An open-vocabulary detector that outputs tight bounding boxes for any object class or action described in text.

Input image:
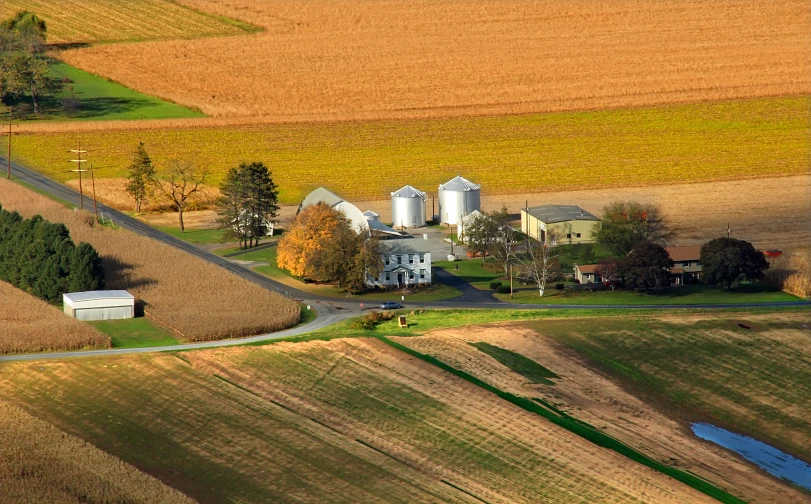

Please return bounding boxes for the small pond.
[691,423,811,491]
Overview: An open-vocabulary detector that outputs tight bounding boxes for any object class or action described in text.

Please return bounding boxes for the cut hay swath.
[0,179,300,341]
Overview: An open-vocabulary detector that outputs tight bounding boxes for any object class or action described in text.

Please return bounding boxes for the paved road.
[1,156,809,363]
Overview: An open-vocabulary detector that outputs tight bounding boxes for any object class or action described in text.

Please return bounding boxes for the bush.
[489,281,502,290]
[496,285,511,294]
[555,283,564,290]
[350,310,395,330]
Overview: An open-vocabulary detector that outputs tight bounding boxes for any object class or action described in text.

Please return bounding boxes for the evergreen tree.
[215,161,279,248]
[125,142,156,213]
[67,242,105,293]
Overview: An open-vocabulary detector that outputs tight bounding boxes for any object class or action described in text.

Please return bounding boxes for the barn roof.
[439,175,480,192]
[63,290,134,303]
[524,205,600,224]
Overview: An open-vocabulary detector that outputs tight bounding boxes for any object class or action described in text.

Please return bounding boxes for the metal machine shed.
[63,290,135,321]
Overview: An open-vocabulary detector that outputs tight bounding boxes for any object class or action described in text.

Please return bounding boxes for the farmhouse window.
[576,233,581,238]
[384,257,389,265]
[385,273,390,281]
[409,255,414,264]
[397,255,402,264]
[566,233,572,239]
[420,270,426,279]
[409,272,415,280]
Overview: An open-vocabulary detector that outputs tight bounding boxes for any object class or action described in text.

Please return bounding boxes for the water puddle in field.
[691,423,811,491]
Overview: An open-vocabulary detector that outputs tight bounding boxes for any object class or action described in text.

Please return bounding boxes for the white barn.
[63,290,135,321]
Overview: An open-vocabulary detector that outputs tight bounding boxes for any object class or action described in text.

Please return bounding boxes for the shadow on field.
[103,256,158,292]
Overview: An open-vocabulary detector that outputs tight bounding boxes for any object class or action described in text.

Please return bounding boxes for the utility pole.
[510,263,513,299]
[727,223,731,238]
[89,162,99,221]
[69,142,88,210]
[5,108,18,180]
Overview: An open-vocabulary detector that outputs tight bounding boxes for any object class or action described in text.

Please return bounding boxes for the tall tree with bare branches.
[152,160,207,232]
[518,233,559,297]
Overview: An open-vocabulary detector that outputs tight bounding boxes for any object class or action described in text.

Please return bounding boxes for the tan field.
[0,400,196,503]
[0,338,718,503]
[0,280,110,354]
[392,318,811,503]
[50,0,811,121]
[0,179,300,341]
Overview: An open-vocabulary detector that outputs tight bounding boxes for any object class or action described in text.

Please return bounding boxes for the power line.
[68,142,88,210]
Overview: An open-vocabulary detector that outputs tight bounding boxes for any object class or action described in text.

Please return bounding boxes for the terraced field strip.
[13,96,810,205]
[2,0,255,44]
[377,336,745,504]
[0,339,718,503]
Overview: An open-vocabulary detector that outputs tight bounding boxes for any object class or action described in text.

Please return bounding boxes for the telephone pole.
[69,142,88,210]
[5,108,18,180]
[89,162,99,221]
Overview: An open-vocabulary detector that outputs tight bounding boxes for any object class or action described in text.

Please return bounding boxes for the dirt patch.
[393,323,811,504]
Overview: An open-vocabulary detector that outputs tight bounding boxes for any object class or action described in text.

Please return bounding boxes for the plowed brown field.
[0,338,717,503]
[54,0,811,120]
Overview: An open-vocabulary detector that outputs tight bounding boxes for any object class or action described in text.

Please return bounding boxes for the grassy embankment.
[13,62,204,122]
[13,96,810,205]
[90,318,178,348]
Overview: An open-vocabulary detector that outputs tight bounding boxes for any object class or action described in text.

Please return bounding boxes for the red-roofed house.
[574,264,602,284]
[665,245,703,285]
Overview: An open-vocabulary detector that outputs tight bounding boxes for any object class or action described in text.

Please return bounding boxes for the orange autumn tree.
[277,203,382,291]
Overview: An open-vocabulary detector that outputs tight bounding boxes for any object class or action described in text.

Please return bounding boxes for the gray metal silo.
[391,185,427,228]
[438,175,481,225]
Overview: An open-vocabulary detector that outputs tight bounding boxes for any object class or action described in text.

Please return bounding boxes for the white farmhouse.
[370,248,432,288]
[63,290,135,321]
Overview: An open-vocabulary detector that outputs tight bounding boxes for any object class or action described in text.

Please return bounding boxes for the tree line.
[0,11,59,115]
[0,206,105,302]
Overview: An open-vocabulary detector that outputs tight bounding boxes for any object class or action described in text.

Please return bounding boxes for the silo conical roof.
[439,175,480,192]
[391,185,426,198]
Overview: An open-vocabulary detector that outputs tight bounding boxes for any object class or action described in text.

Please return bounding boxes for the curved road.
[1,156,808,362]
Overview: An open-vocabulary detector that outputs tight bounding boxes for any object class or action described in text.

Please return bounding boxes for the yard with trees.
[216,162,279,249]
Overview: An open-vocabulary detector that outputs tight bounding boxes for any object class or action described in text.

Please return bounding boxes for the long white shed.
[63,290,135,321]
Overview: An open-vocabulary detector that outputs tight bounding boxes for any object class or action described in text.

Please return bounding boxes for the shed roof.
[524,205,600,224]
[368,219,402,236]
[665,245,702,262]
[63,290,134,303]
[391,185,426,199]
[576,264,599,274]
[363,210,379,218]
[439,175,480,192]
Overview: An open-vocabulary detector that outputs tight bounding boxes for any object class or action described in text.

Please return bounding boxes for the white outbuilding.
[438,175,481,225]
[63,290,135,321]
[391,185,427,229]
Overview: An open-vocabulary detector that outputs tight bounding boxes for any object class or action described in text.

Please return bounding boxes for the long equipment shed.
[63,290,135,321]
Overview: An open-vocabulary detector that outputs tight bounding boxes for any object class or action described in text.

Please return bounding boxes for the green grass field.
[11,62,204,122]
[530,313,811,462]
[90,318,178,348]
[13,96,810,204]
[155,226,225,244]
[497,283,800,304]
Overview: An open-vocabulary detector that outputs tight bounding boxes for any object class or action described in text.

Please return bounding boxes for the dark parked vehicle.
[379,302,403,310]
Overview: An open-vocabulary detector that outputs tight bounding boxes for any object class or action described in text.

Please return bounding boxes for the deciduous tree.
[619,241,673,291]
[594,201,674,256]
[518,235,559,297]
[463,207,517,276]
[701,237,769,288]
[152,160,207,232]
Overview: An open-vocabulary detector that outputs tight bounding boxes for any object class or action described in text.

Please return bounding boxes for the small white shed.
[63,290,135,321]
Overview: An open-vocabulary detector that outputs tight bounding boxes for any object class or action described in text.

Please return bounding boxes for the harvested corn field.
[55,0,811,120]
[0,400,196,503]
[13,96,810,206]
[391,319,811,503]
[0,339,717,503]
[0,280,110,354]
[0,179,300,341]
[0,0,252,45]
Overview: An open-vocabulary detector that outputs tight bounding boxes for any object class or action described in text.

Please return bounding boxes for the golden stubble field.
[0,280,110,354]
[0,179,300,341]
[52,0,811,121]
[0,338,716,503]
[0,400,196,503]
[392,319,811,504]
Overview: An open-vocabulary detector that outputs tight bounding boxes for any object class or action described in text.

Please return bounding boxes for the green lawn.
[155,226,225,244]
[214,244,278,261]
[434,258,504,289]
[90,318,178,348]
[12,61,204,122]
[496,283,800,305]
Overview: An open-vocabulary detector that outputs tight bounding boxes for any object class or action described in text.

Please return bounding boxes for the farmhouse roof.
[575,264,599,274]
[391,185,426,199]
[524,205,600,224]
[63,290,134,303]
[665,245,702,262]
[439,175,480,192]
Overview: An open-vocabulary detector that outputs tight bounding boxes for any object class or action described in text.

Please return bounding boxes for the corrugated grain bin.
[391,185,427,228]
[438,175,481,225]
[63,290,135,321]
